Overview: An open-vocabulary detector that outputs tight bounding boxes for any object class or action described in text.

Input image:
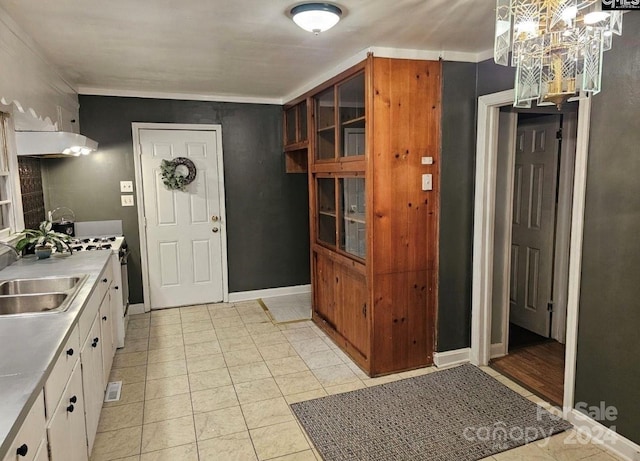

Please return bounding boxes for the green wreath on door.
[160,157,197,191]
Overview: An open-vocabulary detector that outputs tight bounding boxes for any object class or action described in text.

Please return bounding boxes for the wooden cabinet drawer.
[44,325,80,418]
[2,391,45,461]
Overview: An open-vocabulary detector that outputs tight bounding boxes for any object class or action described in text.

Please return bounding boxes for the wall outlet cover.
[121,195,134,207]
[120,181,134,192]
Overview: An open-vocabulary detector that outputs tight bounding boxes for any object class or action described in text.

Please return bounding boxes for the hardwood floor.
[491,341,565,406]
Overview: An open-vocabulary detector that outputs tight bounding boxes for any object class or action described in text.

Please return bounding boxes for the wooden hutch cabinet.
[288,55,441,376]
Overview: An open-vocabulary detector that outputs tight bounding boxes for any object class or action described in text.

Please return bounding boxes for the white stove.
[68,236,126,254]
[72,225,129,349]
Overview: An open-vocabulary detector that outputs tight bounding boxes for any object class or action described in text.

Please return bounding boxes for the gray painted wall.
[438,61,478,351]
[43,96,310,304]
[575,12,640,444]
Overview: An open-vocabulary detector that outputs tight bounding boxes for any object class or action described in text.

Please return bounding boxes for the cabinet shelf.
[317,125,336,133]
[319,210,336,217]
[343,214,365,224]
[341,115,366,127]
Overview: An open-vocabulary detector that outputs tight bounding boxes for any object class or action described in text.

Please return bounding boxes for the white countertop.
[0,251,111,458]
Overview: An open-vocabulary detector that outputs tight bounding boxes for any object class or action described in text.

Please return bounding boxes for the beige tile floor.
[260,294,312,323]
[92,300,624,461]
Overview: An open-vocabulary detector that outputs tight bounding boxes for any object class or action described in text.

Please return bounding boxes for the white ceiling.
[0,0,496,103]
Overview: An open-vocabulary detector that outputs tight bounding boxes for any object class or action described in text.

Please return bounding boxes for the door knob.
[212,227,219,233]
[211,215,219,222]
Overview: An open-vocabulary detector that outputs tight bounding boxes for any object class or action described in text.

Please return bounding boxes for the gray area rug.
[291,364,571,461]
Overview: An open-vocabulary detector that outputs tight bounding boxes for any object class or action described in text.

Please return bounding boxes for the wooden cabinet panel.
[313,252,338,328]
[372,270,436,374]
[336,267,368,358]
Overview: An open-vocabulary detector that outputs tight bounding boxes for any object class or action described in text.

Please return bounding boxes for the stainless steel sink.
[0,276,82,295]
[0,274,88,316]
[0,293,69,315]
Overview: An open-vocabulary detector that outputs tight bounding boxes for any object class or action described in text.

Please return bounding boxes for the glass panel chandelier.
[494,0,623,108]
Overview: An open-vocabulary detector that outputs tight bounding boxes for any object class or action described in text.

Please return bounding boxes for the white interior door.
[509,115,560,337]
[139,128,225,309]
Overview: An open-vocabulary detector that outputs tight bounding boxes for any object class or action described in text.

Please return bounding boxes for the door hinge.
[556,129,562,140]
[547,302,554,312]
[143,216,147,227]
[362,303,367,318]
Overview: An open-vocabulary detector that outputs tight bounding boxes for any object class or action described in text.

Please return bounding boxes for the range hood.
[15,131,98,158]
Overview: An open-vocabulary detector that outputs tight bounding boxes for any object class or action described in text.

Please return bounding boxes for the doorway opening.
[488,105,578,407]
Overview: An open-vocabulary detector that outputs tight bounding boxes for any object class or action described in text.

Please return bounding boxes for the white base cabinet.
[2,259,118,461]
[47,361,87,461]
[2,392,45,461]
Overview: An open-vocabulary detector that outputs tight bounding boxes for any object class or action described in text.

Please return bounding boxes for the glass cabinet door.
[339,177,366,259]
[315,87,335,160]
[338,73,365,158]
[299,101,308,142]
[317,177,336,246]
[285,106,297,145]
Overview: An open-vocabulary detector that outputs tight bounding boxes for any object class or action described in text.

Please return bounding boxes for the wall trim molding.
[567,409,640,461]
[283,46,498,104]
[128,303,145,316]
[433,348,471,368]
[228,284,311,303]
[490,343,506,359]
[79,86,282,106]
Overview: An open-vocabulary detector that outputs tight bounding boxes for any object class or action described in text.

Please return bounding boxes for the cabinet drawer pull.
[67,404,75,413]
[102,316,107,321]
[66,348,74,356]
[114,286,119,290]
[92,337,99,347]
[69,395,77,403]
[16,444,28,456]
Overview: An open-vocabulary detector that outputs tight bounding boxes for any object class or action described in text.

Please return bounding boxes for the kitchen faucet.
[0,241,20,261]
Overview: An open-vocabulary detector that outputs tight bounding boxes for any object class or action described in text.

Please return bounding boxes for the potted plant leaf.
[15,221,73,259]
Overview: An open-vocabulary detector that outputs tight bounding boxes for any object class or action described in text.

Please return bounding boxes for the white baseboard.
[128,303,145,315]
[433,348,471,368]
[568,409,640,461]
[228,284,311,303]
[491,342,507,359]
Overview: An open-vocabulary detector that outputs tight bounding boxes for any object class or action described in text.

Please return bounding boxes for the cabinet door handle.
[114,286,119,290]
[16,444,28,456]
[66,348,74,356]
[92,337,99,347]
[362,303,367,317]
[66,404,75,413]
[102,278,108,283]
[102,316,107,321]
[69,395,77,403]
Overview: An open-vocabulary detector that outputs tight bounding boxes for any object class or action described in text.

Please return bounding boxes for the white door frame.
[493,111,577,357]
[131,122,229,312]
[471,89,592,417]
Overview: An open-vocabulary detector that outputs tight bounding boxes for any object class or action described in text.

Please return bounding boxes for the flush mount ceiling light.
[494,0,624,109]
[291,3,342,35]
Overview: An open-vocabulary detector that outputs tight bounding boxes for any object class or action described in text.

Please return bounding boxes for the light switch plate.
[421,156,434,165]
[121,195,134,207]
[120,181,134,192]
[422,174,433,191]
